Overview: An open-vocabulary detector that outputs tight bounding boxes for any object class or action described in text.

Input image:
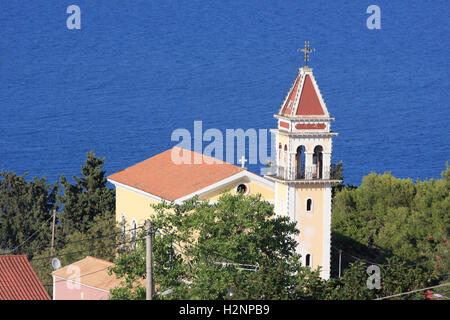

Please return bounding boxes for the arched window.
[120,214,126,235]
[236,183,249,195]
[296,146,306,179]
[306,198,313,212]
[130,219,137,250]
[120,214,126,250]
[305,254,311,267]
[313,146,323,179]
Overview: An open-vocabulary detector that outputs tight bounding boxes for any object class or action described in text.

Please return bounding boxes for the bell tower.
[265,42,341,279]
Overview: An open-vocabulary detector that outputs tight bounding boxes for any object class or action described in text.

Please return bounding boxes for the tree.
[330,161,345,197]
[331,164,450,284]
[31,152,117,294]
[110,193,325,300]
[325,257,435,300]
[0,171,57,258]
[58,151,115,237]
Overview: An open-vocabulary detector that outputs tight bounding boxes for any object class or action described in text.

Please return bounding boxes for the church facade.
[108,46,339,279]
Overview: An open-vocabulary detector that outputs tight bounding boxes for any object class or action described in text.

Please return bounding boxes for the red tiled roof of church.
[108,147,244,201]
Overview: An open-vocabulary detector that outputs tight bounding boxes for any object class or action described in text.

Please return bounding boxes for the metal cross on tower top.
[298,40,315,67]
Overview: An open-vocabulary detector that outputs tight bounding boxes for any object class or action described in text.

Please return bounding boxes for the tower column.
[305,152,314,179]
[322,152,331,179]
[288,152,296,180]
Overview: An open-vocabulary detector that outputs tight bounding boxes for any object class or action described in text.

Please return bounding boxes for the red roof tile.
[279,70,327,118]
[0,255,50,300]
[280,74,302,116]
[108,147,244,201]
[296,75,325,116]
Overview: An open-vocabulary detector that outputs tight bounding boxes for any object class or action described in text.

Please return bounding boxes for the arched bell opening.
[295,146,306,179]
[313,145,323,179]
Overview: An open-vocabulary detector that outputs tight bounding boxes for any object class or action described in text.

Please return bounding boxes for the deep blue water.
[0,1,449,187]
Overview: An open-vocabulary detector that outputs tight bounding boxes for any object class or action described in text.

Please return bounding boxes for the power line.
[54,225,145,246]
[159,226,259,271]
[374,282,450,300]
[42,264,128,288]
[1,215,54,255]
[331,245,428,269]
[5,225,145,258]
[30,234,145,263]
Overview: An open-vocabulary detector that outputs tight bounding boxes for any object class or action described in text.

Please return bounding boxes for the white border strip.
[175,170,274,204]
[108,179,166,202]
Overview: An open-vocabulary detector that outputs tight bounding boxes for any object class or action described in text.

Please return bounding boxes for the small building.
[0,255,50,300]
[52,256,120,300]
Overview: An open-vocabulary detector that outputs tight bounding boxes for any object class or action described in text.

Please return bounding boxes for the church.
[107,42,341,280]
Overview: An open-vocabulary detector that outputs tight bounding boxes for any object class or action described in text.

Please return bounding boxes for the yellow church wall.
[115,185,161,227]
[277,133,289,147]
[115,177,275,227]
[295,186,325,270]
[275,182,288,216]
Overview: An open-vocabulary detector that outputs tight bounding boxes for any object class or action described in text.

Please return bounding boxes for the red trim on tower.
[295,75,325,116]
[295,123,326,130]
[279,121,290,130]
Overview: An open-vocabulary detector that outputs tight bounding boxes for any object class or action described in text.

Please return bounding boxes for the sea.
[0,0,449,187]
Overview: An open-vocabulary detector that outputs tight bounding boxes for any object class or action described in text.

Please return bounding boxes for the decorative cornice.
[264,175,342,185]
[274,114,335,122]
[270,129,339,137]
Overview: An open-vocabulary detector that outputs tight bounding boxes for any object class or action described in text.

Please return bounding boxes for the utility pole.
[51,209,56,255]
[146,220,154,300]
[338,249,342,278]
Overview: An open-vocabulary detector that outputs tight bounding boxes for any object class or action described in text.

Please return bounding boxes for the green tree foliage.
[58,212,119,263]
[110,193,326,300]
[32,152,117,293]
[330,161,345,197]
[0,171,57,258]
[0,152,116,295]
[30,212,120,296]
[326,257,434,300]
[109,228,188,300]
[332,164,450,283]
[58,151,115,237]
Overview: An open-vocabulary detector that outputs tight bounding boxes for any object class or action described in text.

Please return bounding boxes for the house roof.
[52,256,120,291]
[107,147,245,201]
[0,255,50,300]
[279,67,329,117]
